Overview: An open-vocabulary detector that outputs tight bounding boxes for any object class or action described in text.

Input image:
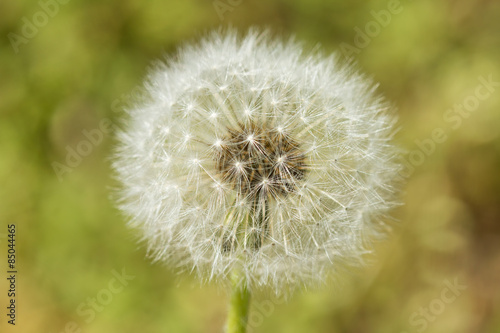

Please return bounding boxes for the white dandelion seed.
[113,29,400,295]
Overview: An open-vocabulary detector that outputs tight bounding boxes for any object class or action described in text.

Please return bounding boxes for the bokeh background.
[1,0,500,332]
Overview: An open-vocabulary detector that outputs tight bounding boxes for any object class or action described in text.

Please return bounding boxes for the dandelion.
[113,29,400,332]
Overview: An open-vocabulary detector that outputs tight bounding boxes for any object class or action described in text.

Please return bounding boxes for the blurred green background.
[1,0,500,332]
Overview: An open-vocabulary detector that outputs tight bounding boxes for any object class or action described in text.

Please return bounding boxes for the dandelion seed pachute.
[113,30,399,292]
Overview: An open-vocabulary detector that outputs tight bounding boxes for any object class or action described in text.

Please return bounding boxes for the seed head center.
[215,123,307,198]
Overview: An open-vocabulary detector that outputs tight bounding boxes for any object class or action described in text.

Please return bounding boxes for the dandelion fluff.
[113,30,400,294]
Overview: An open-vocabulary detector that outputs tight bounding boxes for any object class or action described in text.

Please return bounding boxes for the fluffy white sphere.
[113,30,400,293]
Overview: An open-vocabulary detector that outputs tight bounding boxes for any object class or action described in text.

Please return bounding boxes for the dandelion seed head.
[113,29,401,294]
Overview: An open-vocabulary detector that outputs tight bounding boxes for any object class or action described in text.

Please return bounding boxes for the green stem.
[226,273,251,333]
